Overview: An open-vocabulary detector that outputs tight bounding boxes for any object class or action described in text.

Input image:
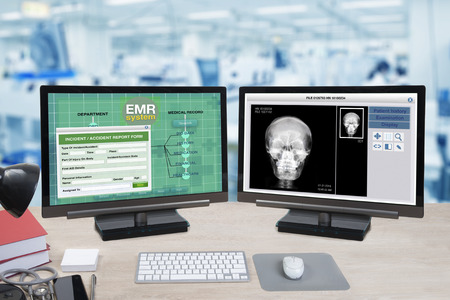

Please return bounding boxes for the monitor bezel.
[41,85,228,218]
[237,85,425,218]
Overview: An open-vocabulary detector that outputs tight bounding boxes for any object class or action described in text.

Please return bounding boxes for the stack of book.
[0,209,50,274]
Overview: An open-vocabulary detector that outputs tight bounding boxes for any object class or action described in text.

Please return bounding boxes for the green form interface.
[48,92,223,206]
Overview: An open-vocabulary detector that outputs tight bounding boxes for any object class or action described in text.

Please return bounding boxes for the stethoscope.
[0,266,58,300]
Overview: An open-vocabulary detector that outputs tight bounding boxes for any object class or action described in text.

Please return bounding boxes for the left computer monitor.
[40,86,228,240]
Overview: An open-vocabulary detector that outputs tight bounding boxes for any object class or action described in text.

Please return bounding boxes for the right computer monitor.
[238,86,425,240]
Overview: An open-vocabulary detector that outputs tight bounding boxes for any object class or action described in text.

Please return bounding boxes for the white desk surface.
[23,203,450,299]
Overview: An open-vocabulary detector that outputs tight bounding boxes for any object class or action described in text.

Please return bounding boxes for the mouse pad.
[253,253,350,291]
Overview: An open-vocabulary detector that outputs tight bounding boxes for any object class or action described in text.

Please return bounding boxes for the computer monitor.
[41,85,228,240]
[238,86,425,240]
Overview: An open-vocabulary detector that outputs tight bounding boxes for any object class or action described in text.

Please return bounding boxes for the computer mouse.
[282,256,304,280]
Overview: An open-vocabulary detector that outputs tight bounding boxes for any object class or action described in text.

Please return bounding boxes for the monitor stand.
[94,209,189,241]
[276,209,371,241]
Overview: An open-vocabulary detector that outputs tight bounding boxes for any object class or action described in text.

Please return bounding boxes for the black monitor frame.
[238,86,425,240]
[41,85,228,240]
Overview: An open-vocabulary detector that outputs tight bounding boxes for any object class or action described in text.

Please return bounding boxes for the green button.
[133,182,148,188]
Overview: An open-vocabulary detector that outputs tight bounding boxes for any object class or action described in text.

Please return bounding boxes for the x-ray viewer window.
[243,92,418,206]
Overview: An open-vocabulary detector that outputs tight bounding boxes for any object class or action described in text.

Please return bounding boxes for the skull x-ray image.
[343,112,360,137]
[249,105,338,194]
[340,108,364,139]
[265,116,312,188]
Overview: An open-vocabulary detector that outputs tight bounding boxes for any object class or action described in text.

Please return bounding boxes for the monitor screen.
[41,86,228,219]
[238,86,425,219]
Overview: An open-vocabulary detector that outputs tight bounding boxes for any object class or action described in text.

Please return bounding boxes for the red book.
[0,209,48,261]
[0,246,51,274]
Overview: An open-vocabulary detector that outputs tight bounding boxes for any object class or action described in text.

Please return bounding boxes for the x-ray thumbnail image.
[340,108,365,139]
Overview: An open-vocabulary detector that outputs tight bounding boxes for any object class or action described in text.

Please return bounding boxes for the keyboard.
[135,251,250,283]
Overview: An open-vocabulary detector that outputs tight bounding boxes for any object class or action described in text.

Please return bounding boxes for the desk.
[28,203,450,299]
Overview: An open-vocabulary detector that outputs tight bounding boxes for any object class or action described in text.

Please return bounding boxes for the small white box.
[61,249,99,272]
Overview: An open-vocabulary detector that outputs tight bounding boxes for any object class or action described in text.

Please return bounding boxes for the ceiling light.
[314,25,349,33]
[257,5,307,15]
[188,10,231,20]
[143,26,171,34]
[111,29,135,36]
[187,24,213,32]
[134,16,165,25]
[359,14,404,23]
[239,21,271,29]
[365,23,405,32]
[341,0,403,9]
[268,27,295,35]
[0,31,14,38]
[52,3,84,14]
[108,20,119,27]
[294,18,330,26]
[22,1,50,18]
[0,12,23,21]
[105,0,157,6]
[0,29,31,37]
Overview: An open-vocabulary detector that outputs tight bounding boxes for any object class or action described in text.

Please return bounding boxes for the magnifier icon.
[395,133,402,141]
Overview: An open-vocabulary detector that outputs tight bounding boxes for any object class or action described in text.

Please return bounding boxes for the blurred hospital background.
[1,0,449,204]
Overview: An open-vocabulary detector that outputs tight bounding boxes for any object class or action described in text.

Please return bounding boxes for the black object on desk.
[276,209,371,241]
[53,275,89,300]
[95,209,189,241]
[0,284,26,300]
